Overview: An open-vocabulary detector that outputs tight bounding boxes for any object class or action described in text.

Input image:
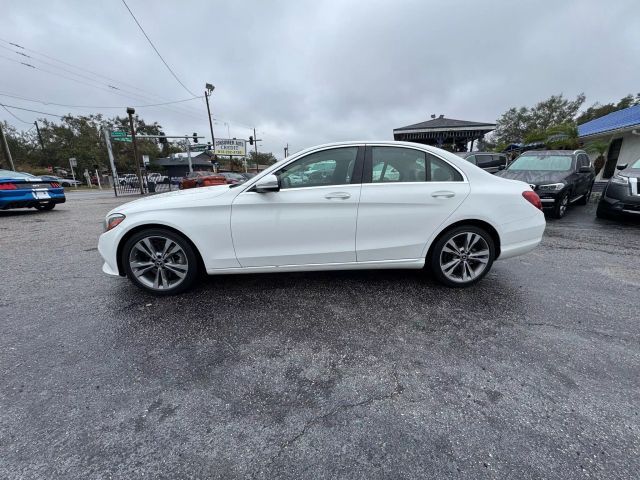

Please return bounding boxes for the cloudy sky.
[2,0,639,158]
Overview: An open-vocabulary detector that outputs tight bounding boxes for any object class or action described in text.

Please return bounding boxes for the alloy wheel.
[559,194,568,216]
[128,235,189,290]
[439,232,490,283]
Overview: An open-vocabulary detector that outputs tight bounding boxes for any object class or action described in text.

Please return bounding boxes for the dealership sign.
[215,138,246,156]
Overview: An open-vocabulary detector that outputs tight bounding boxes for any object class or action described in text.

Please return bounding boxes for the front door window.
[277,147,358,188]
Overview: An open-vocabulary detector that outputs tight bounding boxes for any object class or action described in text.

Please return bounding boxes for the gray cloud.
[3,0,639,157]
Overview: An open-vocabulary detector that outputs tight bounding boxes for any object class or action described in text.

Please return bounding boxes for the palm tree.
[585,140,609,176]
[523,123,580,150]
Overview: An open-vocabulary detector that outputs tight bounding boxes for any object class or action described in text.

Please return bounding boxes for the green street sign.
[112,136,132,143]
[111,131,127,138]
[190,145,207,152]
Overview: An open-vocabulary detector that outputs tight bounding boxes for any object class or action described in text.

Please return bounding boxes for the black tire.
[35,202,56,211]
[576,182,593,205]
[551,191,569,219]
[429,225,495,288]
[596,202,613,220]
[122,228,199,295]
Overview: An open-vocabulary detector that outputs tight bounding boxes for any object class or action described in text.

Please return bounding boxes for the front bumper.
[536,189,564,208]
[598,186,640,216]
[98,227,125,277]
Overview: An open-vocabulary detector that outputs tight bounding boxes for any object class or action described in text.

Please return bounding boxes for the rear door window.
[368,147,462,182]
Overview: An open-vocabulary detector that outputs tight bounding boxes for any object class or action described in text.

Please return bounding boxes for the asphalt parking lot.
[1,192,639,479]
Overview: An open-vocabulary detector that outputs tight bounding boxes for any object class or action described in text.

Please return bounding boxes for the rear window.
[0,170,34,179]
[508,154,573,171]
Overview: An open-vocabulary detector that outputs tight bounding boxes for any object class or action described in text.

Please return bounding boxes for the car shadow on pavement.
[109,266,530,359]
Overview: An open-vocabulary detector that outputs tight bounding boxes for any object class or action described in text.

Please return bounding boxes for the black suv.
[597,159,640,219]
[495,150,595,218]
[455,152,508,173]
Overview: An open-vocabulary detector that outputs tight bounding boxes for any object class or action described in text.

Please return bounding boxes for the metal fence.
[112,174,181,196]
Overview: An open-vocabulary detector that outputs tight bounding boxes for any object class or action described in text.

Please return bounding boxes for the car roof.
[456,151,503,158]
[519,150,585,156]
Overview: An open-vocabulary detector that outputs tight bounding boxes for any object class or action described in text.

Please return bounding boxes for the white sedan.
[98,141,545,295]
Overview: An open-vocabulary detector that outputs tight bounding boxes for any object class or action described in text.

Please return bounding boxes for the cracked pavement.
[1,193,639,479]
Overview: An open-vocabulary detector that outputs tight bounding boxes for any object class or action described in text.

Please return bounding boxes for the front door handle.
[325,192,351,199]
[431,191,455,198]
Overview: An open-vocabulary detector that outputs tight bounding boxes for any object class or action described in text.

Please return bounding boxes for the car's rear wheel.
[35,202,56,211]
[122,228,198,295]
[430,226,495,288]
[551,191,569,218]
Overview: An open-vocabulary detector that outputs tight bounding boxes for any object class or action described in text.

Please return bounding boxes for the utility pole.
[205,83,215,150]
[0,122,15,171]
[253,127,259,172]
[185,137,193,174]
[34,121,45,151]
[103,127,119,197]
[127,107,145,195]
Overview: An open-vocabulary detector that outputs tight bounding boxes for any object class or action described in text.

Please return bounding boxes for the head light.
[538,183,565,191]
[105,213,125,231]
[611,174,629,185]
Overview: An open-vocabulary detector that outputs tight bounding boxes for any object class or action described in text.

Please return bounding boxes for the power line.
[120,0,198,97]
[0,103,62,118]
[0,37,197,108]
[0,91,204,109]
[0,39,205,119]
[0,55,204,121]
[1,104,30,123]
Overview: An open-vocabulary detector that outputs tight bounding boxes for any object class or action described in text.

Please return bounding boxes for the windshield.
[508,154,573,171]
[631,159,640,169]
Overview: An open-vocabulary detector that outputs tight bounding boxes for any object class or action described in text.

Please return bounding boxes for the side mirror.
[498,165,506,170]
[253,174,280,193]
[616,164,628,171]
[579,166,592,173]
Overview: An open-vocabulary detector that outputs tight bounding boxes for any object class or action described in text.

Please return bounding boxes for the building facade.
[578,105,640,179]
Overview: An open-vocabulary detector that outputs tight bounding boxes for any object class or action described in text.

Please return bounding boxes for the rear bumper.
[498,212,546,260]
[0,190,65,210]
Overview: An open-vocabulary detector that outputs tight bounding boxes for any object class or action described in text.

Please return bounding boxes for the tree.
[585,140,609,176]
[493,93,585,146]
[576,93,640,125]
[248,151,277,168]
[2,114,167,176]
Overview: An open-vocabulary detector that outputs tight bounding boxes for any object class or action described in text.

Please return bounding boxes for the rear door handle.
[431,191,455,198]
[324,192,351,199]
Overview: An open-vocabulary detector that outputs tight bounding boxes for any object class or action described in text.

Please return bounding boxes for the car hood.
[108,184,233,215]
[495,169,569,185]
[619,168,640,178]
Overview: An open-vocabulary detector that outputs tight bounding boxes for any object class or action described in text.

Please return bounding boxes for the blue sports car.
[0,169,66,211]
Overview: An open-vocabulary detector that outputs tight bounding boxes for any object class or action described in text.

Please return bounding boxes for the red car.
[179,171,227,189]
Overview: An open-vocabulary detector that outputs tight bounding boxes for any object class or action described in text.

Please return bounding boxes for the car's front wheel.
[122,228,199,295]
[551,191,569,218]
[430,226,495,288]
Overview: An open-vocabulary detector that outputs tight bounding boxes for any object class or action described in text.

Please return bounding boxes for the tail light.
[522,190,542,210]
[50,182,61,188]
[0,183,17,190]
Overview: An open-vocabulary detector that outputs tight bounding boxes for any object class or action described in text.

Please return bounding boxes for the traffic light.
[249,136,254,145]
[193,132,198,143]
[158,132,167,144]
[207,142,212,150]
